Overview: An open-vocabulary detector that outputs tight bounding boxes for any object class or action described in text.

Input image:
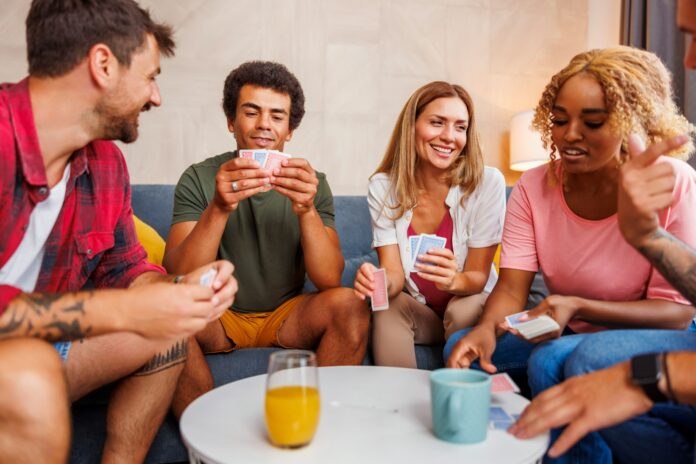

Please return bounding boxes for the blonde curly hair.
[532,46,694,182]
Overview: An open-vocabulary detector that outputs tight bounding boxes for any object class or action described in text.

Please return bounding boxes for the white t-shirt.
[368,166,506,303]
[0,165,70,291]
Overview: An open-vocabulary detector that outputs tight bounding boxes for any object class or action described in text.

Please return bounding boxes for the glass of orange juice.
[265,350,320,448]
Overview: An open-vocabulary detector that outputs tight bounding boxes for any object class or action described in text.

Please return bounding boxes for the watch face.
[632,353,660,385]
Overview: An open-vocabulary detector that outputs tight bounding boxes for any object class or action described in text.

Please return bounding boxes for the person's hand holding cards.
[411,234,458,291]
[501,295,578,343]
[212,155,272,213]
[180,260,238,321]
[270,157,319,216]
[353,262,389,311]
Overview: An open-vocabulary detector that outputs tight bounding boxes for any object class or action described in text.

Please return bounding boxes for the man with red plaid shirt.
[0,1,237,462]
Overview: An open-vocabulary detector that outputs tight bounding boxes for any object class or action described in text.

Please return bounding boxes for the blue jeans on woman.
[529,327,696,464]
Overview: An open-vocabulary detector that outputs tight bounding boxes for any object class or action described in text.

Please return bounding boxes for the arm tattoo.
[638,229,696,306]
[134,339,189,376]
[0,291,93,341]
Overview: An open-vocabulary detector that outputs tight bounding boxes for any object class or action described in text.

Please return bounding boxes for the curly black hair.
[222,61,305,130]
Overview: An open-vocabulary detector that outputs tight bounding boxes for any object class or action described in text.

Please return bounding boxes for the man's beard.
[95,96,150,144]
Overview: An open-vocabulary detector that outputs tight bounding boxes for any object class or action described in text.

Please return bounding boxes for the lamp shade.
[509,110,549,171]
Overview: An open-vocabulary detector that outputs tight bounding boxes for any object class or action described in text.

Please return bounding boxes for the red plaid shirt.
[0,78,164,315]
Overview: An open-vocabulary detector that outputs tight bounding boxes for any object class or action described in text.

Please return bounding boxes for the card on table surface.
[412,234,446,272]
[371,268,389,311]
[199,268,217,288]
[489,406,513,422]
[491,373,520,393]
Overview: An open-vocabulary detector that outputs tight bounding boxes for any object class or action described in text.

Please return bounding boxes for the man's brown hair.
[26,0,175,77]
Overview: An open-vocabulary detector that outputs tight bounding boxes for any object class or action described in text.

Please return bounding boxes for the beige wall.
[0,0,621,192]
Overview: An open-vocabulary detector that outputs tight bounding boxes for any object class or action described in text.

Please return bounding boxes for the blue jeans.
[529,328,696,464]
[443,328,534,376]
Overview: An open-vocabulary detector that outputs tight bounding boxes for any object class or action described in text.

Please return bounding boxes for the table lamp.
[509,110,549,171]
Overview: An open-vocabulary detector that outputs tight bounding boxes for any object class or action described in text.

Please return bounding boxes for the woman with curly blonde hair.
[353,81,506,368]
[445,46,696,462]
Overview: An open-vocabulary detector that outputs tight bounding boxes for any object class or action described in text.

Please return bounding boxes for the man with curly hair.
[165,61,370,410]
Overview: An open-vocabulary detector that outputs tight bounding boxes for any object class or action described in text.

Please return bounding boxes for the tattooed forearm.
[134,339,189,376]
[638,228,696,306]
[0,291,94,341]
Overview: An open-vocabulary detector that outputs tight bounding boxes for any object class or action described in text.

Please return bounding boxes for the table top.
[180,366,549,464]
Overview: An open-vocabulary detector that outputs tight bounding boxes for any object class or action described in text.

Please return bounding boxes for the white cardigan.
[368,166,506,303]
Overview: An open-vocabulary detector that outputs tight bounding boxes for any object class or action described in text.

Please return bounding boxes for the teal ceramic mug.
[430,368,491,444]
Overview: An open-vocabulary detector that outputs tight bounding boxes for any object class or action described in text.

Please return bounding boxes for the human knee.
[527,342,560,394]
[373,292,414,327]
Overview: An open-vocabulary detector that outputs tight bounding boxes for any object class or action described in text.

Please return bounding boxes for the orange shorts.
[218,294,308,351]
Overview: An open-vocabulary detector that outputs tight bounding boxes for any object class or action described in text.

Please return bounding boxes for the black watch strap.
[631,353,670,403]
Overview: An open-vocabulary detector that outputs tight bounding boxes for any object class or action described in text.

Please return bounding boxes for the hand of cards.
[408,234,446,272]
[239,149,292,172]
[505,311,560,340]
[199,268,217,288]
[370,268,389,311]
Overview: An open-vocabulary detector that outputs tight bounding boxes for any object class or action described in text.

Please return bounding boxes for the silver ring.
[231,181,239,192]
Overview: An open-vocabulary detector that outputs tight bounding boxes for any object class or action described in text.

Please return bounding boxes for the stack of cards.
[505,311,560,340]
[408,234,447,272]
[489,406,519,430]
[371,268,389,311]
[491,373,520,394]
[239,149,292,172]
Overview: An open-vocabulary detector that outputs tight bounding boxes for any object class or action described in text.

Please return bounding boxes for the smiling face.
[96,34,162,143]
[678,0,696,69]
[228,84,293,151]
[550,73,623,175]
[414,97,469,171]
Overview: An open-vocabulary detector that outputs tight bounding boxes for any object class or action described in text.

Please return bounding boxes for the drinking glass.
[265,350,320,448]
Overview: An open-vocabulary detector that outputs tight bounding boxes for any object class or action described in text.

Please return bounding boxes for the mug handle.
[444,392,462,435]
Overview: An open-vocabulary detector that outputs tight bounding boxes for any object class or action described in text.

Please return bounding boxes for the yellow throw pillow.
[133,215,165,266]
[493,244,501,273]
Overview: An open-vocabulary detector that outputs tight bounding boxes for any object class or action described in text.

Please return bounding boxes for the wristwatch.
[630,352,669,403]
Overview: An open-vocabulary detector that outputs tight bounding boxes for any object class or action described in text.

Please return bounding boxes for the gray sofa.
[70,184,547,463]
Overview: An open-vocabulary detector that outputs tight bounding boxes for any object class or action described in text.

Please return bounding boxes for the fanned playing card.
[371,268,389,311]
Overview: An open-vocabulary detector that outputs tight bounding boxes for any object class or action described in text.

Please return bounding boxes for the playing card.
[252,150,268,166]
[239,149,254,159]
[505,311,529,328]
[371,268,389,311]
[516,315,560,340]
[491,373,520,393]
[199,268,217,288]
[491,420,515,430]
[489,406,513,422]
[264,151,290,173]
[408,235,420,267]
[412,234,446,272]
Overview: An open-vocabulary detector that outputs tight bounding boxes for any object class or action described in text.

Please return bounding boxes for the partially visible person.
[165,61,370,412]
[446,45,696,462]
[353,81,505,368]
[510,2,696,462]
[0,1,237,461]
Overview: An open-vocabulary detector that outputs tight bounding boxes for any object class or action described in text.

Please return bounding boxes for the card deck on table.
[491,373,520,393]
[411,234,446,272]
[371,268,389,311]
[199,268,217,288]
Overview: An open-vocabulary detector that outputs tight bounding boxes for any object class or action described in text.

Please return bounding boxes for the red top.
[408,210,454,317]
[0,78,164,315]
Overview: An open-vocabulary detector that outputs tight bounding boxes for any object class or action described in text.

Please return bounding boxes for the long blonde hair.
[532,46,695,183]
[373,81,484,219]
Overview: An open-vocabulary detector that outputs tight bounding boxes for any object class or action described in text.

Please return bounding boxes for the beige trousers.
[371,291,488,368]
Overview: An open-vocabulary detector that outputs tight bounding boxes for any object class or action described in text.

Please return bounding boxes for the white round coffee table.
[180,366,549,464]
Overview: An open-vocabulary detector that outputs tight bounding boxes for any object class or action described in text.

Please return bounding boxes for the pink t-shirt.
[501,157,696,333]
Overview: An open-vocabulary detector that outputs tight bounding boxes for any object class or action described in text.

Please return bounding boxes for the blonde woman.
[353,81,506,368]
[446,46,696,463]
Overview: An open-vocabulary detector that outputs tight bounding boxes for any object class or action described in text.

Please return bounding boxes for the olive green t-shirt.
[172,151,336,313]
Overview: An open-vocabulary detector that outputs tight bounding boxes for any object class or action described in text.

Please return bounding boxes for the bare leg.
[0,338,70,464]
[372,292,444,368]
[279,288,370,366]
[66,333,188,463]
[172,321,231,419]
